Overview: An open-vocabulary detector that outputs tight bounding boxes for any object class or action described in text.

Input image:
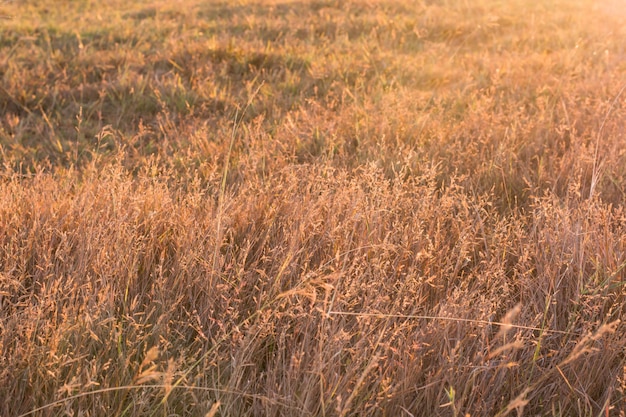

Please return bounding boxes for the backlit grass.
[1,0,626,415]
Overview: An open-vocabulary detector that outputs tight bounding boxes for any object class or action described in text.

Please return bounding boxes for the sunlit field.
[1,0,626,415]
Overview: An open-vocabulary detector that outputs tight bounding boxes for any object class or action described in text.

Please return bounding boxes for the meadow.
[1,0,626,415]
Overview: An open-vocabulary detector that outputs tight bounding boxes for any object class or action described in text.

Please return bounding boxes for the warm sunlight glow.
[1,0,625,416]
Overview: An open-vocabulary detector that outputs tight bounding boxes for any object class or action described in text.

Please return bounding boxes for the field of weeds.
[1,0,626,415]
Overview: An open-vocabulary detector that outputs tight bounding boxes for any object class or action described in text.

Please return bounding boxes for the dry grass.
[1,0,626,415]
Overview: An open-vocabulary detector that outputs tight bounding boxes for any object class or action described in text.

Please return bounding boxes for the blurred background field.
[1,0,626,415]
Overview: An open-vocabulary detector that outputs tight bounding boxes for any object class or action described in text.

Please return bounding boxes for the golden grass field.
[1,0,626,415]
